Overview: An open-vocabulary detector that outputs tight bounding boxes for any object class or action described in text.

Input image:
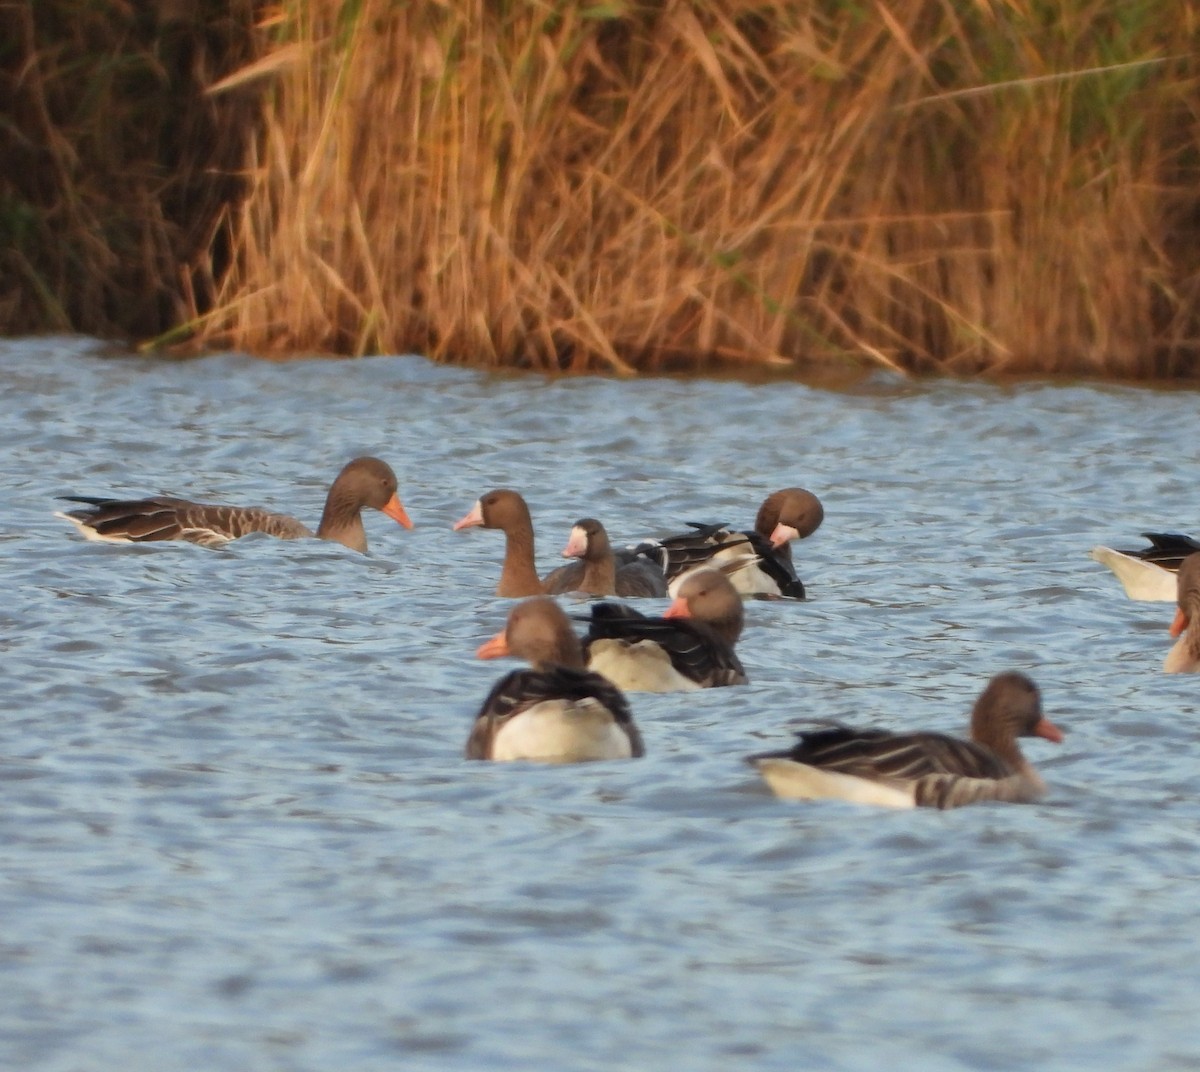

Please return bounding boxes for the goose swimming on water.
[56,456,412,552]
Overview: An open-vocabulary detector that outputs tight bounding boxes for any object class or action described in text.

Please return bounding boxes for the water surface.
[2,337,1198,1070]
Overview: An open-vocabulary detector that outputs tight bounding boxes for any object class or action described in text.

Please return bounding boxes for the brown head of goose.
[577,567,747,692]
[452,489,544,597]
[755,487,825,550]
[749,671,1064,809]
[543,518,668,598]
[55,456,412,552]
[646,487,823,600]
[468,597,645,762]
[1164,552,1200,673]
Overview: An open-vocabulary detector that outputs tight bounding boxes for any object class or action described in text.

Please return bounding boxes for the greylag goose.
[1089,532,1200,602]
[639,487,823,600]
[749,671,1063,809]
[543,518,668,598]
[56,456,411,552]
[1164,553,1200,673]
[577,568,747,692]
[468,597,645,762]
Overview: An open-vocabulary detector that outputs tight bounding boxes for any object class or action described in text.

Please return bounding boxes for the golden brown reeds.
[198,0,1200,377]
[0,0,259,340]
[8,2,1200,377]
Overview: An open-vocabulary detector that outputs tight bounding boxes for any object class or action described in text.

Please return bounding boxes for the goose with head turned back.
[543,518,668,598]
[577,567,747,692]
[643,487,823,600]
[55,456,412,552]
[469,597,645,762]
[1164,553,1200,673]
[749,671,1064,809]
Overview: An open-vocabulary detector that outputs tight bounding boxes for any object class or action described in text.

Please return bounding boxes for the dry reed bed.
[0,1,259,340]
[5,2,1200,377]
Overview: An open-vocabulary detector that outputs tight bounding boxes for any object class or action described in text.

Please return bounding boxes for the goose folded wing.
[58,496,312,546]
[60,495,203,543]
[755,726,1012,782]
[652,523,749,579]
[1119,532,1200,568]
[474,665,635,726]
[580,604,746,687]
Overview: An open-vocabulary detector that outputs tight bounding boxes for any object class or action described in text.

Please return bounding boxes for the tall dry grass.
[6,2,1198,376]
[199,0,1200,377]
[0,0,259,339]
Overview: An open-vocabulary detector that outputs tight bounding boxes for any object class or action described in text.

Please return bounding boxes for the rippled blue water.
[3,336,1199,1071]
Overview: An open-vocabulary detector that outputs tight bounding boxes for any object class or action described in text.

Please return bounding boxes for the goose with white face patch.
[451,488,548,597]
[542,517,667,598]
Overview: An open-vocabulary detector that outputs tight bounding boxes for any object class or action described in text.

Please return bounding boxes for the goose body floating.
[750,672,1063,810]
[1090,532,1200,602]
[56,457,411,552]
[469,597,645,762]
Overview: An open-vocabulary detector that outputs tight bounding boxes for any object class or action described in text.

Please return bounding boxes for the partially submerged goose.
[643,488,823,600]
[749,671,1063,809]
[1090,532,1200,602]
[56,456,412,552]
[544,518,667,598]
[469,597,645,762]
[1164,553,1200,673]
[578,568,748,692]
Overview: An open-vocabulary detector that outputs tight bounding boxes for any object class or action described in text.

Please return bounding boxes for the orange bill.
[476,630,510,659]
[1035,718,1064,744]
[381,493,413,529]
[662,596,691,620]
[1170,607,1188,638]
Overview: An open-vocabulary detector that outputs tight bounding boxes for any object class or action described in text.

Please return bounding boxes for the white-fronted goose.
[1164,553,1200,673]
[749,671,1063,809]
[641,487,823,600]
[1089,532,1200,602]
[452,489,545,597]
[543,518,668,598]
[577,568,747,692]
[468,597,645,762]
[56,456,412,552]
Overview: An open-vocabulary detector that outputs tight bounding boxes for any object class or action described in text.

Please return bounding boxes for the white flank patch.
[668,547,774,598]
[588,640,701,693]
[491,700,633,763]
[1090,547,1177,602]
[754,759,916,809]
[53,512,133,544]
[179,527,231,548]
